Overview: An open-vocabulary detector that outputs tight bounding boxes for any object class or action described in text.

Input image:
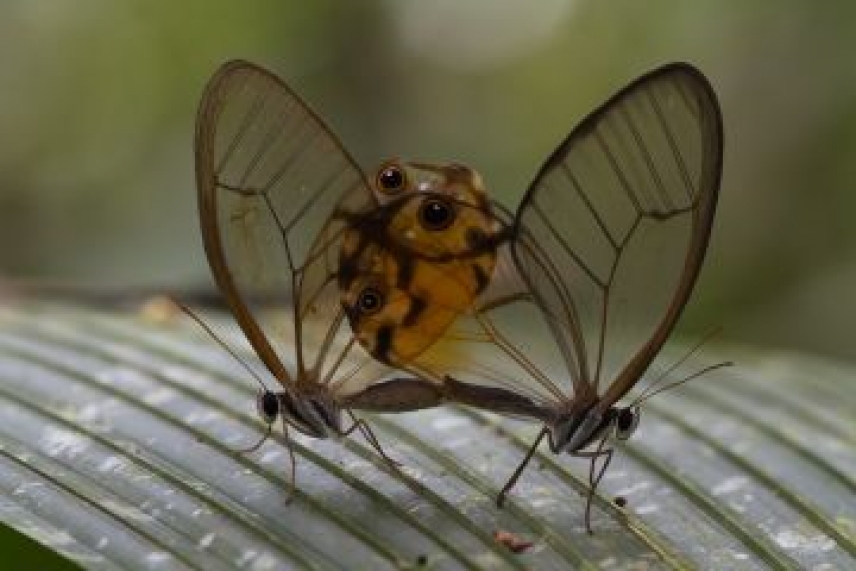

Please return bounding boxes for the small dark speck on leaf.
[494,530,533,554]
[400,554,429,569]
[614,496,628,508]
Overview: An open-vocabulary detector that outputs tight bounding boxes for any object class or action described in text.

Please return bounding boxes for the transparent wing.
[393,238,582,415]
[512,63,723,412]
[195,60,377,391]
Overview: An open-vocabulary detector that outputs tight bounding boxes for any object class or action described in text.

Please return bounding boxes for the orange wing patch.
[340,161,501,366]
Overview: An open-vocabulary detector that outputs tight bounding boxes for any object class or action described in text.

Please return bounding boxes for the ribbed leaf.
[0,303,852,569]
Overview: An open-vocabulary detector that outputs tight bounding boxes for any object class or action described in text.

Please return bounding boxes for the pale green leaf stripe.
[650,402,856,559]
[0,353,324,568]
[0,457,119,571]
[0,336,439,569]
[52,308,685,568]
[90,308,848,569]
[0,308,624,569]
[0,308,544,568]
[0,303,852,570]
[0,345,335,569]
[0,318,530,569]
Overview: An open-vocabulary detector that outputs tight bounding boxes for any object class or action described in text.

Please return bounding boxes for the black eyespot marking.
[258,391,280,423]
[374,325,394,363]
[377,164,406,194]
[465,227,488,250]
[471,263,489,293]
[419,198,455,231]
[357,287,384,315]
[396,255,415,290]
[403,296,427,326]
[338,257,358,290]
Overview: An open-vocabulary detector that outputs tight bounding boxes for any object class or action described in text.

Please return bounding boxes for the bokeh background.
[1,0,854,361]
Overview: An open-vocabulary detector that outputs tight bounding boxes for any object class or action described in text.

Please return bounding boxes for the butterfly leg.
[343,411,402,470]
[574,434,613,534]
[281,418,298,504]
[497,426,550,508]
[232,422,272,454]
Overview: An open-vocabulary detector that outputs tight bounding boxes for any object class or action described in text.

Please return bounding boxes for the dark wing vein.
[195,60,378,394]
[619,105,671,210]
[559,163,618,251]
[217,83,266,177]
[531,201,606,290]
[594,130,643,213]
[512,63,723,410]
[647,85,695,203]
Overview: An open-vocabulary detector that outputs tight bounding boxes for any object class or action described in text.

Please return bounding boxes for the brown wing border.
[195,60,373,388]
[511,62,724,412]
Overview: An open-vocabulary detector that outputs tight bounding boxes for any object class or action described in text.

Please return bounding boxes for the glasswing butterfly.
[340,63,725,531]
[194,60,517,488]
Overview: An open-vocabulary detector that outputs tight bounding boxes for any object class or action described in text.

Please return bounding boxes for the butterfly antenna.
[584,431,614,534]
[318,326,358,388]
[632,326,724,405]
[324,343,368,393]
[632,361,733,407]
[173,298,272,393]
[497,427,549,508]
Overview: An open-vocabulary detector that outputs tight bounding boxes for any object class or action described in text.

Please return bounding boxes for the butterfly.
[194,60,524,489]
[339,63,725,531]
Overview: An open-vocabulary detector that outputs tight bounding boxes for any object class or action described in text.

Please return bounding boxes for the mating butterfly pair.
[195,60,723,532]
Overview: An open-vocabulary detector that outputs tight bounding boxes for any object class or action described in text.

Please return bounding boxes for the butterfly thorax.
[339,160,503,366]
[550,403,640,453]
[547,395,594,452]
[276,388,342,438]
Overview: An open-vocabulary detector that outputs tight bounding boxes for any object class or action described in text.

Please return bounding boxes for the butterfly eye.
[376,164,407,194]
[615,407,640,440]
[419,198,455,231]
[257,390,280,424]
[356,287,385,315]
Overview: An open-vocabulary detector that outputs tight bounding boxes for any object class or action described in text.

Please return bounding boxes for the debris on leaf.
[138,295,181,323]
[493,530,533,553]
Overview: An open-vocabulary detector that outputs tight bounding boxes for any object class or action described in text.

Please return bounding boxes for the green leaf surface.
[0,303,853,570]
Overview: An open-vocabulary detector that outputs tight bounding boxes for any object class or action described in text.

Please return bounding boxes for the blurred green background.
[1,0,854,361]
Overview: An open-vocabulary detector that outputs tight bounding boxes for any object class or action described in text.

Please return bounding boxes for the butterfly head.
[613,405,640,441]
[255,389,281,425]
